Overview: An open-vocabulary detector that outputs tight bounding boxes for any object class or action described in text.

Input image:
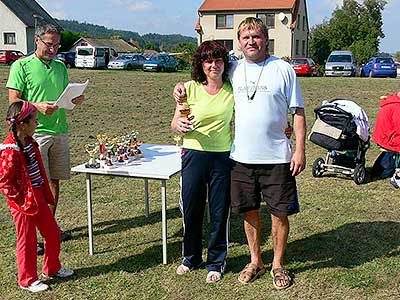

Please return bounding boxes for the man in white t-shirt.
[173,17,306,290]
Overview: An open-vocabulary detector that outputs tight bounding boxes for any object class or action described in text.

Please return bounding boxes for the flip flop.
[238,263,266,284]
[270,268,293,290]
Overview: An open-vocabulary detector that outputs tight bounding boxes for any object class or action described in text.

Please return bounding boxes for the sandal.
[176,264,191,275]
[206,271,222,283]
[238,263,266,284]
[270,268,292,290]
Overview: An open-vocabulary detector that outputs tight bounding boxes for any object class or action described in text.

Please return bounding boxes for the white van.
[75,46,117,69]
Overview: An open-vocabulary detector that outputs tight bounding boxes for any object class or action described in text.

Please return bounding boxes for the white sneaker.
[42,266,74,279]
[390,174,400,189]
[20,280,49,293]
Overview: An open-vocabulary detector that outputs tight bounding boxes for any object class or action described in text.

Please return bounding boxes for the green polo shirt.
[6,55,69,135]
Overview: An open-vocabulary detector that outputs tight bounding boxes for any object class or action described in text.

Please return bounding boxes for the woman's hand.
[173,82,186,104]
[172,117,193,134]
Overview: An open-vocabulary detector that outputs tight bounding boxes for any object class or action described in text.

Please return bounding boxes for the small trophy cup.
[96,134,109,161]
[84,143,100,168]
[173,135,182,147]
[179,103,194,131]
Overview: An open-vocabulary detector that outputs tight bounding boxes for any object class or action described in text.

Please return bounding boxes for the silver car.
[107,54,145,70]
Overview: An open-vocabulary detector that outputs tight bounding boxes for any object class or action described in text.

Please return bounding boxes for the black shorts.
[230,161,300,216]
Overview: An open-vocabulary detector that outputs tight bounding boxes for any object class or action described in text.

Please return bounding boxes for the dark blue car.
[360,57,397,78]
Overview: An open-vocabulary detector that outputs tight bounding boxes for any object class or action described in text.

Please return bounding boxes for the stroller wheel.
[312,157,325,177]
[353,164,366,185]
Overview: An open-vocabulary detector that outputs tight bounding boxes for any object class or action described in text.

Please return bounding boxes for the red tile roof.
[199,0,297,12]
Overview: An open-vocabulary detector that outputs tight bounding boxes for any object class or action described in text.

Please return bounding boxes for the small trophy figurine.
[96,134,109,160]
[179,103,194,131]
[84,143,100,168]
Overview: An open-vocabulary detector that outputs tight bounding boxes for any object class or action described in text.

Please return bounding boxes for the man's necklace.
[243,58,266,102]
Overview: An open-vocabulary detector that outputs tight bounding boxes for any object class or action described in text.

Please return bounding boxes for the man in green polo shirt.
[6,23,84,243]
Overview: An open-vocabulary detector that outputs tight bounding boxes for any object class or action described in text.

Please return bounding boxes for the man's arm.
[291,107,306,176]
[8,89,58,115]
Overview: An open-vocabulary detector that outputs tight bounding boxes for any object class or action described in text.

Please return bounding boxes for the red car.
[0,50,24,65]
[290,57,320,76]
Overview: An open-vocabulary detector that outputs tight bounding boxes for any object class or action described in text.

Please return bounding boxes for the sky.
[36,0,398,53]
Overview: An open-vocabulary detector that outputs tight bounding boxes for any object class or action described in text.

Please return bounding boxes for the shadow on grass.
[68,207,181,240]
[227,221,400,274]
[73,241,182,278]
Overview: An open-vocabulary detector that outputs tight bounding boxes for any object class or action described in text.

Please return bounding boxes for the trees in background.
[309,0,386,65]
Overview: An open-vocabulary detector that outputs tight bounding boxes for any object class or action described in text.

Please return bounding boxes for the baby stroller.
[309,99,370,184]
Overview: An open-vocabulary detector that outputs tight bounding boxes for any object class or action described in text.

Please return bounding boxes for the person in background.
[0,101,73,293]
[171,40,234,283]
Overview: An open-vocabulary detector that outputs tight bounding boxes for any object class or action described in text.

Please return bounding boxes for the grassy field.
[0,65,399,300]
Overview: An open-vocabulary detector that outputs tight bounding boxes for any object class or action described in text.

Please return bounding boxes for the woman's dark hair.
[6,101,33,161]
[191,40,230,83]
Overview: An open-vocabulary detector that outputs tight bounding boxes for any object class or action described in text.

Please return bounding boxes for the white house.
[195,0,309,58]
[0,0,60,54]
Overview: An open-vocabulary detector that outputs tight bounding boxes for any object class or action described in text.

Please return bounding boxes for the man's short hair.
[35,23,60,38]
[237,17,269,40]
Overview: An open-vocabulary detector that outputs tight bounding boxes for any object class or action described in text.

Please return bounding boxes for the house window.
[268,39,275,55]
[303,16,306,31]
[4,32,16,45]
[295,40,299,55]
[216,15,233,29]
[302,40,306,55]
[297,15,300,30]
[216,40,233,51]
[256,13,275,28]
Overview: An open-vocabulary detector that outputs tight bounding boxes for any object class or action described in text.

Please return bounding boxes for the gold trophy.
[84,143,100,168]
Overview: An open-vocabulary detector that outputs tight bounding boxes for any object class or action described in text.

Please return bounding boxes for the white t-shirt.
[229,56,304,164]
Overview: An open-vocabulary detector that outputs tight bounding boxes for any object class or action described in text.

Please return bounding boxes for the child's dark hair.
[6,101,34,161]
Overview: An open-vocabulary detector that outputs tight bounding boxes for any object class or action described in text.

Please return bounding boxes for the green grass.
[0,66,400,299]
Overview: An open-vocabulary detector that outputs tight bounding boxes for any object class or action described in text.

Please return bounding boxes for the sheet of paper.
[55,79,89,110]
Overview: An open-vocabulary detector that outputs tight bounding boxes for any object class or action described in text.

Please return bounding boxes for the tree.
[394,51,400,62]
[60,30,81,52]
[308,0,387,65]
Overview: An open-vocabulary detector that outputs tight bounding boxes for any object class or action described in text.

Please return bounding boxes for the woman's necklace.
[244,58,267,102]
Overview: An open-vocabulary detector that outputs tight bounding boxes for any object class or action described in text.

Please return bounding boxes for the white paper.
[55,80,89,110]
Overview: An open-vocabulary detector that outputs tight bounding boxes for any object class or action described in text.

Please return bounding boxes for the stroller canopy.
[319,99,369,142]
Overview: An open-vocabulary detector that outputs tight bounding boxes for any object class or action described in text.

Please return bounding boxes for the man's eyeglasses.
[37,36,61,50]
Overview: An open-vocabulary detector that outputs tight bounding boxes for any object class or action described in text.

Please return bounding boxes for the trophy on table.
[84,143,100,168]
[173,135,182,147]
[96,134,109,161]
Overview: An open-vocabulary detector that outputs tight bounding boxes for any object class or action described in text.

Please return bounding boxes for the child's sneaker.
[20,280,49,293]
[390,174,400,189]
[42,266,74,280]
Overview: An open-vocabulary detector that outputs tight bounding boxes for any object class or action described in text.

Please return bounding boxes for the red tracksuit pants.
[10,186,61,287]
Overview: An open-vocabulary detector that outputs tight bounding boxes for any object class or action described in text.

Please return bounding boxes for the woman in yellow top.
[171,41,234,283]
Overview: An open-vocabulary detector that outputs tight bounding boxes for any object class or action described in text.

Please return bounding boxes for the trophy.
[179,103,194,131]
[84,143,100,168]
[96,134,109,161]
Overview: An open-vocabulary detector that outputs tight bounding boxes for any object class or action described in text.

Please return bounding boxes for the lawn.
[0,66,399,300]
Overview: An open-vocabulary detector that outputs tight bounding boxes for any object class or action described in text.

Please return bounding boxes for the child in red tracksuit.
[0,101,73,293]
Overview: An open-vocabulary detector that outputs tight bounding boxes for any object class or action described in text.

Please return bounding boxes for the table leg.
[161,180,167,264]
[144,178,149,221]
[86,173,94,256]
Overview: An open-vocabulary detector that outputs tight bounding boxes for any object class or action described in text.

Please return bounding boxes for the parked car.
[143,54,178,72]
[396,62,400,77]
[0,50,24,65]
[56,51,76,68]
[75,46,118,69]
[325,50,356,77]
[107,54,146,70]
[360,57,397,78]
[290,57,320,76]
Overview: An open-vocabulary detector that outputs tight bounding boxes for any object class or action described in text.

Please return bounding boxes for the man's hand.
[290,150,306,176]
[173,82,186,104]
[35,102,58,115]
[72,94,85,105]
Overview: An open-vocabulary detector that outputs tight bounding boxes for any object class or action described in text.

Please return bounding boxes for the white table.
[71,144,181,264]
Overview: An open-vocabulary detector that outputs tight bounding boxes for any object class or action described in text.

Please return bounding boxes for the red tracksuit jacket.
[0,132,54,216]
